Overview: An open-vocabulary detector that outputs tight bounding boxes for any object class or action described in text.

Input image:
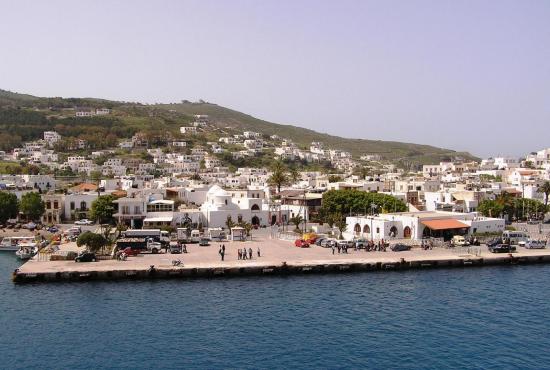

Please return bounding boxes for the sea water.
[1,254,550,369]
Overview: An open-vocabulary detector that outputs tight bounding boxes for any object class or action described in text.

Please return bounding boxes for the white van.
[502,231,529,245]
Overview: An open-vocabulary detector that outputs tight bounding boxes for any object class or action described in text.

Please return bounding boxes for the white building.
[344,211,505,242]
[180,126,198,134]
[43,131,61,146]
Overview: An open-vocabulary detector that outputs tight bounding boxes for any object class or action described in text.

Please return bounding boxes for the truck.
[176,228,201,243]
[115,237,163,254]
[123,229,170,246]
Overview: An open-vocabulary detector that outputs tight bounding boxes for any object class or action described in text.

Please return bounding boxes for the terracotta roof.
[72,183,98,192]
[111,190,127,198]
[422,219,469,230]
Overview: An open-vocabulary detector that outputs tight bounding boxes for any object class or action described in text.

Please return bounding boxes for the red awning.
[422,219,469,230]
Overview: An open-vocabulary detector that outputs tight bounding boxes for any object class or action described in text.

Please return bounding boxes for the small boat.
[1,236,38,257]
[15,245,37,260]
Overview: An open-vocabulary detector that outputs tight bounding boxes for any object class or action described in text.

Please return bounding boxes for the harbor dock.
[12,233,550,283]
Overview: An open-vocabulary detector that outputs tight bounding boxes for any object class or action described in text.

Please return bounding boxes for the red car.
[294,239,310,248]
[122,247,141,256]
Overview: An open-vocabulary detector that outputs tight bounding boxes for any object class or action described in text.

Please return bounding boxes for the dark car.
[169,242,182,254]
[315,238,326,246]
[486,238,502,248]
[390,243,411,252]
[488,244,516,253]
[75,252,97,262]
[199,238,210,246]
[355,239,368,249]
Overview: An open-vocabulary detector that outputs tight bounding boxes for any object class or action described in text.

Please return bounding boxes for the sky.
[1,0,549,158]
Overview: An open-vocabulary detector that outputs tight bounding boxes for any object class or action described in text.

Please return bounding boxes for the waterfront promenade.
[13,229,550,283]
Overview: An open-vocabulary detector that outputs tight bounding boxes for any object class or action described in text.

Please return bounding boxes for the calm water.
[1,255,550,369]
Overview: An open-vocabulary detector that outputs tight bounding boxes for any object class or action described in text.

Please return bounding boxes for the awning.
[143,216,173,223]
[422,219,469,230]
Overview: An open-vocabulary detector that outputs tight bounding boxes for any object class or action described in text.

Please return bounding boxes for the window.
[53,201,58,209]
[376,227,380,234]
[80,201,87,210]
[70,202,75,211]
[46,201,51,209]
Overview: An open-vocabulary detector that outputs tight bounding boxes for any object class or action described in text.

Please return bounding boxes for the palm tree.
[538,181,550,206]
[289,167,300,184]
[239,222,253,240]
[225,216,235,235]
[268,161,289,193]
[290,215,304,233]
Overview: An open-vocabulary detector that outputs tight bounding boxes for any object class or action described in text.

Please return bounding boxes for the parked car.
[337,240,353,248]
[199,238,210,246]
[75,252,97,262]
[451,235,469,247]
[488,244,516,253]
[169,241,182,254]
[390,243,411,252]
[75,219,94,225]
[315,238,326,246]
[355,239,368,249]
[486,238,502,248]
[521,239,547,249]
[295,239,310,248]
[121,247,140,256]
[527,219,541,225]
[47,226,59,233]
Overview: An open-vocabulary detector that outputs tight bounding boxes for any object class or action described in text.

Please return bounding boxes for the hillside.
[155,101,478,165]
[0,89,478,168]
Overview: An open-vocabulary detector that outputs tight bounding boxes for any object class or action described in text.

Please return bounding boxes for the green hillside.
[0,89,478,167]
[156,102,478,165]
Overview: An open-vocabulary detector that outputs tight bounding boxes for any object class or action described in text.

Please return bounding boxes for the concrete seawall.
[13,253,550,284]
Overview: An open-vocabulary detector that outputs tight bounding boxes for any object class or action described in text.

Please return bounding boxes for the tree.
[319,190,407,222]
[0,192,18,223]
[239,221,253,240]
[77,232,108,253]
[290,215,303,233]
[328,174,344,183]
[90,195,117,224]
[19,192,45,221]
[333,212,347,240]
[538,181,550,206]
[288,167,300,184]
[225,216,235,235]
[268,161,289,193]
[477,199,504,218]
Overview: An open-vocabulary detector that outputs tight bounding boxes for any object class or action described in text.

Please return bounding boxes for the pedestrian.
[221,249,225,261]
[238,249,242,260]
[242,249,247,260]
[222,244,226,253]
[248,247,253,260]
[337,244,341,254]
[257,247,261,257]
[332,245,335,255]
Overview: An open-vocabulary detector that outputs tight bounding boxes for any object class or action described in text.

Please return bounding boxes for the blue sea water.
[1,254,550,370]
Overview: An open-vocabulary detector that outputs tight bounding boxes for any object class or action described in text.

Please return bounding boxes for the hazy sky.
[1,0,549,158]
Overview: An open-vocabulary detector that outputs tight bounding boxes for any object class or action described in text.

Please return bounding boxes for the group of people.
[420,239,434,250]
[331,240,390,254]
[217,245,261,261]
[360,240,389,252]
[237,247,261,260]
